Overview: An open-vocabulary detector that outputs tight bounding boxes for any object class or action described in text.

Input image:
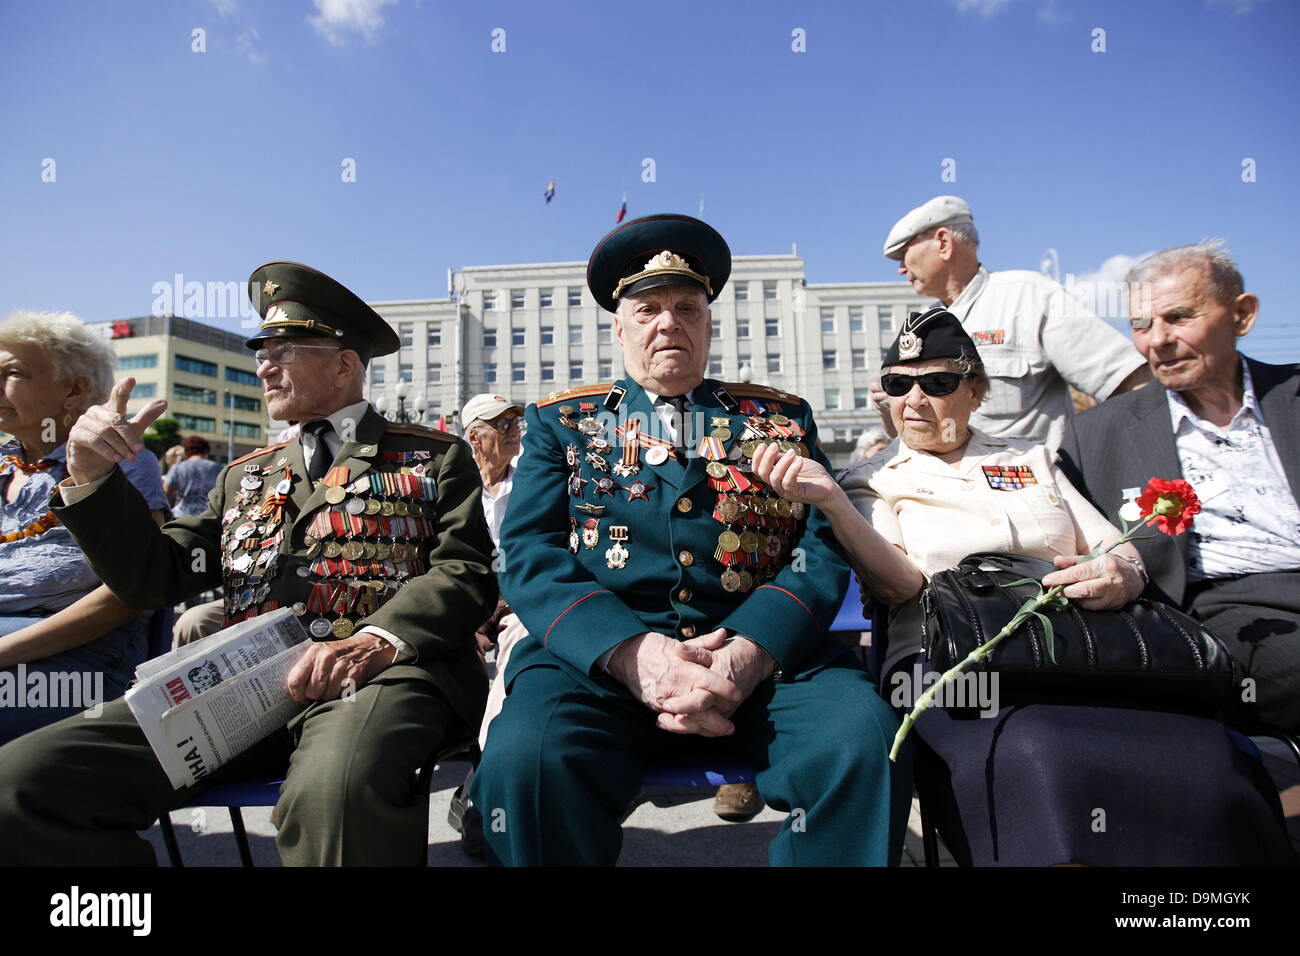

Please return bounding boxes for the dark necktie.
[302,419,333,484]
[655,395,688,455]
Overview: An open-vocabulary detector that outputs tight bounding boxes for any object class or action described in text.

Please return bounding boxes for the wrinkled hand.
[750,442,838,508]
[1042,553,1144,611]
[608,630,741,737]
[655,631,775,734]
[65,377,169,486]
[286,632,398,703]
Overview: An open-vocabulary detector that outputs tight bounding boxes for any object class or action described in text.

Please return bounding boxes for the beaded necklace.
[1,452,61,543]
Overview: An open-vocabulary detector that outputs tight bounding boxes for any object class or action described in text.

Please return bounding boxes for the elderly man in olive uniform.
[0,262,496,866]
[471,214,912,866]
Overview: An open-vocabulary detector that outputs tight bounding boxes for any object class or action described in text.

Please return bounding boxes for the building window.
[568,287,582,306]
[510,290,525,309]
[231,394,261,412]
[762,280,777,300]
[569,361,583,380]
[428,364,441,384]
[823,351,836,371]
[734,282,748,301]
[852,349,866,371]
[399,363,413,383]
[174,383,216,405]
[824,389,840,410]
[175,413,216,433]
[820,309,835,334]
[708,358,722,375]
[570,325,583,346]
[427,324,442,346]
[175,355,217,376]
[541,362,555,383]
[767,354,781,374]
[598,359,612,378]
[484,363,497,384]
[225,367,258,385]
[512,328,526,347]
[512,363,525,383]
[854,388,869,409]
[736,319,750,339]
[764,318,778,338]
[878,305,894,332]
[598,322,612,344]
[398,323,413,347]
[228,422,262,439]
[132,382,157,398]
[370,364,386,386]
[849,307,864,333]
[711,319,722,339]
[540,326,554,346]
[540,290,553,308]
[118,354,158,370]
[483,292,498,311]
[483,325,496,348]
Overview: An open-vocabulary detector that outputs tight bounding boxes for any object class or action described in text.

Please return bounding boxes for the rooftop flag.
[544,179,556,203]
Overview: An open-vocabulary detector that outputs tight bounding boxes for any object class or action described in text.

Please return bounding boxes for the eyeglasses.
[879,371,969,397]
[482,416,522,434]
[253,343,343,366]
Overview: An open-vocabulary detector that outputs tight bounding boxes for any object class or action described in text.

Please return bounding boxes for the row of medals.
[558,402,808,593]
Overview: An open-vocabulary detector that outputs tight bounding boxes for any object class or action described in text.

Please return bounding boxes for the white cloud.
[209,0,238,18]
[308,0,400,46]
[1037,0,1070,24]
[952,0,1017,16]
[1207,0,1269,13]
[1062,252,1156,323]
[237,27,267,67]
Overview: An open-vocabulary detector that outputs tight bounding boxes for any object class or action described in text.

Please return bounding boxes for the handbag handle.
[958,551,1059,581]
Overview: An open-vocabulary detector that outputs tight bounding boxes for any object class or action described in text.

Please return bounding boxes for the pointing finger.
[110,377,135,417]
[129,398,169,432]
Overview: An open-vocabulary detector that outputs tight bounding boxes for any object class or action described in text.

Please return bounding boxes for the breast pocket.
[978,349,1030,423]
[1012,483,1078,555]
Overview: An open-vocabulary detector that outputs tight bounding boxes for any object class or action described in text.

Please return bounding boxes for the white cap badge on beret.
[882,195,974,260]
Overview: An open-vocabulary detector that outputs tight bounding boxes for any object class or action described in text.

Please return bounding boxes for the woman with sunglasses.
[751,307,1293,865]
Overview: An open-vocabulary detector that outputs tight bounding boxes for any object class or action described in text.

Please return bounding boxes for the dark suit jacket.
[1057,356,1300,608]
[50,405,496,728]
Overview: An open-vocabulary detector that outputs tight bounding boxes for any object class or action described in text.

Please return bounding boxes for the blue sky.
[2,0,1297,362]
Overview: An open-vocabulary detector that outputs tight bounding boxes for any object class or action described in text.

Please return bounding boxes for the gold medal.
[720,568,742,592]
[739,531,761,553]
[343,541,366,561]
[718,496,740,521]
[717,530,741,553]
[740,441,758,459]
[380,501,396,517]
[324,486,346,505]
[376,542,391,560]
[362,542,377,560]
[738,569,754,592]
[364,498,382,515]
[710,428,732,442]
[706,461,728,479]
[323,541,343,559]
[769,414,791,426]
[331,617,355,638]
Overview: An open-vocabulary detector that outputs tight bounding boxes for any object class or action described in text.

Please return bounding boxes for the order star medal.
[605,525,630,569]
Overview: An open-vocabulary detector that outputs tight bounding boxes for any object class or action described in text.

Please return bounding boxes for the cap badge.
[266,304,290,324]
[612,250,714,301]
[262,280,280,296]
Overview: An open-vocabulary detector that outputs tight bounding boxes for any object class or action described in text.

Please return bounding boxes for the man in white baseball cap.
[875,195,1151,451]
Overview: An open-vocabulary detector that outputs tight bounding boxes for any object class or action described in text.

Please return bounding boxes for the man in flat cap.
[0,262,496,866]
[876,195,1150,451]
[471,213,912,866]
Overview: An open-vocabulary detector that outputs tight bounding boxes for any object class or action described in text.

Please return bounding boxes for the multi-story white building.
[367,254,927,468]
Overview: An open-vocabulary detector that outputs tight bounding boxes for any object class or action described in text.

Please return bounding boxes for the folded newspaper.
[126,608,312,789]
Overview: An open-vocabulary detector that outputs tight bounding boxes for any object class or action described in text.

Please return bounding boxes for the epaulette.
[537,382,614,407]
[720,381,803,405]
[229,439,291,467]
[384,422,458,443]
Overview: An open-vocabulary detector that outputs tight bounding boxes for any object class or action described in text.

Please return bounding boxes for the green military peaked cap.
[244,261,400,363]
[586,213,732,313]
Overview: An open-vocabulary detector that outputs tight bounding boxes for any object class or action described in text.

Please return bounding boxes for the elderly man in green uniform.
[471,214,912,866]
[0,262,496,866]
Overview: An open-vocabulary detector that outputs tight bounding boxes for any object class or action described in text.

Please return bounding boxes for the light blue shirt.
[0,439,168,613]
[166,456,222,516]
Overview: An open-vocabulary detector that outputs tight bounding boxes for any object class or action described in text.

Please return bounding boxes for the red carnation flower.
[1136,478,1201,536]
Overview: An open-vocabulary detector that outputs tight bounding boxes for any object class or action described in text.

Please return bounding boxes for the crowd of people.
[0,197,1295,866]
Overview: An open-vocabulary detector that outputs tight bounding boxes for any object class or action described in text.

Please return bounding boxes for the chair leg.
[159,815,183,867]
[919,800,940,868]
[229,808,255,867]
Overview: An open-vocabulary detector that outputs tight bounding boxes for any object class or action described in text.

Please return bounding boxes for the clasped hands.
[607,629,774,737]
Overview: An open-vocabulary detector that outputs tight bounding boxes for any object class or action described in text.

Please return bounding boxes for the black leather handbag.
[920,552,1235,711]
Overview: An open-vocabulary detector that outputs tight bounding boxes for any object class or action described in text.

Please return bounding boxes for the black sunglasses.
[879,371,969,397]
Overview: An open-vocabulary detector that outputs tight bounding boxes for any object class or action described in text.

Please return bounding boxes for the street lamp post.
[224,389,234,461]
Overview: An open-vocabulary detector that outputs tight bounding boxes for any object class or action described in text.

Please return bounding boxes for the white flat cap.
[461,393,524,428]
[882,195,974,260]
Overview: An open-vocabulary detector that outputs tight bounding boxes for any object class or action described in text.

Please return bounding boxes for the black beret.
[882,307,982,368]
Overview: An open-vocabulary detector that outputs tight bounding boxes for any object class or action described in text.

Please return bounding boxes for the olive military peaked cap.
[586,213,732,313]
[882,307,982,367]
[244,261,400,363]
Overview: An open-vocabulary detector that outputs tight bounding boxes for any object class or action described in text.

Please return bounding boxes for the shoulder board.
[537,382,614,407]
[229,440,291,467]
[384,423,458,443]
[720,382,804,405]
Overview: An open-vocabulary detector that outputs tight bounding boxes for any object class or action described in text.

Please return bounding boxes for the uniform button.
[990,517,1001,526]
[677,587,692,602]
[676,497,693,514]
[680,624,696,639]
[678,550,694,567]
